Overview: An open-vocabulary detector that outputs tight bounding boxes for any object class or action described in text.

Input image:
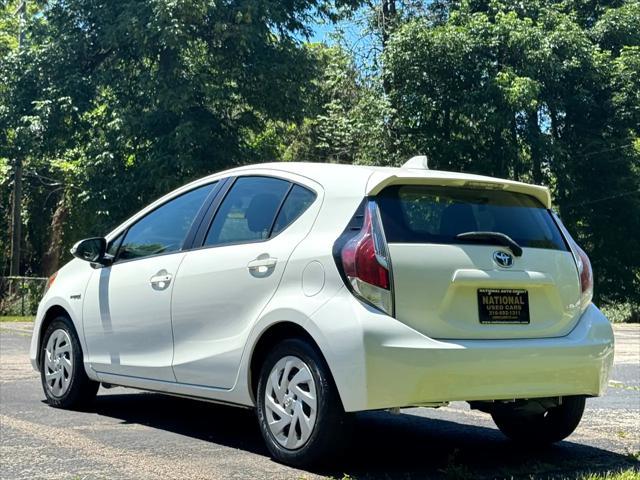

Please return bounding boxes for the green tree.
[382,0,640,303]
[250,44,396,165]
[0,0,358,275]
[1,0,638,308]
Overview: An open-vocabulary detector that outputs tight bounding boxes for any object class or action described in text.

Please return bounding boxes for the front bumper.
[312,292,614,412]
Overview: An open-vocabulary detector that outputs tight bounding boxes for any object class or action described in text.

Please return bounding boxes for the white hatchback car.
[31,160,614,466]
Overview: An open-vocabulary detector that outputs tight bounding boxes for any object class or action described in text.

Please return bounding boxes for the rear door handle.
[247,256,277,274]
[149,270,172,290]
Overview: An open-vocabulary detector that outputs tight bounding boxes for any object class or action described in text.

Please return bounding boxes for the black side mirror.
[70,237,110,266]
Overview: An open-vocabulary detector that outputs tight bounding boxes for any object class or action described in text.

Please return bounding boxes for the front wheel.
[256,338,352,467]
[491,396,586,444]
[40,316,99,409]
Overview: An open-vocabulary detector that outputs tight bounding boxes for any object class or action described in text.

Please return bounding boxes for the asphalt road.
[1,322,638,480]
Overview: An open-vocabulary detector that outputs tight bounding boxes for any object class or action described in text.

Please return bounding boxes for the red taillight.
[341,209,390,289]
[570,239,594,308]
[340,202,393,314]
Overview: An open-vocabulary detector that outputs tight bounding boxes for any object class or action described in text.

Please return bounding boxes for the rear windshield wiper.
[455,231,523,257]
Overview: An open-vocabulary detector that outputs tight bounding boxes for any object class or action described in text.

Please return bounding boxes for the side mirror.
[70,237,110,266]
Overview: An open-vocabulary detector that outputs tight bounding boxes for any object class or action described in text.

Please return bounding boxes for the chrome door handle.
[149,270,172,290]
[247,257,277,274]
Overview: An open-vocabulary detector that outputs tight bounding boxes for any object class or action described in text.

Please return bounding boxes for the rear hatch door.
[373,179,581,340]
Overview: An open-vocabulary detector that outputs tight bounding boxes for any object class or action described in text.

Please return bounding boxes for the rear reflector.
[44,271,58,294]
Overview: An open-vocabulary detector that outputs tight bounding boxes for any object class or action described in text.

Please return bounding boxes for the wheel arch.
[36,304,76,367]
[248,321,345,410]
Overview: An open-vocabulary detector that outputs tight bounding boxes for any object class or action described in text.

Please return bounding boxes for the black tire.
[491,396,586,444]
[40,316,99,409]
[256,338,352,468]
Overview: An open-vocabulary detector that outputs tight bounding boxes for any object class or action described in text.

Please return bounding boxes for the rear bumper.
[364,304,613,409]
[312,292,614,412]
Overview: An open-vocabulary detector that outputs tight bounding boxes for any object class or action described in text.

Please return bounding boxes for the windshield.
[376,185,568,251]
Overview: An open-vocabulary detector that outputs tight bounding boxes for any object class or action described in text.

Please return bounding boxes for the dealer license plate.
[477,288,530,324]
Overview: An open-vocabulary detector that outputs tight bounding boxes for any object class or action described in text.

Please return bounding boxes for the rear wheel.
[256,338,352,467]
[491,396,586,444]
[40,316,99,409]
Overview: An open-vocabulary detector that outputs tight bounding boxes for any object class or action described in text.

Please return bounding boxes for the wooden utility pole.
[10,0,26,276]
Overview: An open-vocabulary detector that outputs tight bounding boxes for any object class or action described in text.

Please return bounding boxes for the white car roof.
[109,161,552,240]
[225,162,552,208]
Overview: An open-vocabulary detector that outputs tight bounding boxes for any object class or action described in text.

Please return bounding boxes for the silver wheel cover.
[44,329,73,397]
[264,355,318,450]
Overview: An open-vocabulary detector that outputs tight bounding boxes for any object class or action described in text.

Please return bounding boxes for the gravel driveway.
[1,321,638,479]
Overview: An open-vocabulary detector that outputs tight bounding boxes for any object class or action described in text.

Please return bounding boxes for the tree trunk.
[381,0,397,95]
[548,105,569,210]
[510,115,520,181]
[41,197,68,276]
[381,0,397,49]
[10,156,23,276]
[496,133,507,178]
[527,111,543,184]
[443,103,451,141]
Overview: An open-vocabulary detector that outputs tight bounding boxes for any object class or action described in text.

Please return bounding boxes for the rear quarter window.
[376,185,567,251]
[272,185,317,235]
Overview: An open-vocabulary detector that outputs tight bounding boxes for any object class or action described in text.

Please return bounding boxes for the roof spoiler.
[367,170,552,208]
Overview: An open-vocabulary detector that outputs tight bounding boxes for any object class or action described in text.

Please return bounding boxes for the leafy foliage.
[1,0,357,273]
[1,0,638,305]
[309,0,640,303]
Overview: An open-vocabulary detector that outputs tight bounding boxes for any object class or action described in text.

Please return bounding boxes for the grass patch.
[609,380,640,392]
[333,469,640,480]
[577,469,640,480]
[600,302,640,323]
[0,315,34,322]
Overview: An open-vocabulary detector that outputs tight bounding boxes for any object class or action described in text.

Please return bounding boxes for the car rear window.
[376,185,568,251]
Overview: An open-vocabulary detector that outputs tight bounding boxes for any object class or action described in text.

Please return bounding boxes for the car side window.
[117,183,215,261]
[204,176,290,246]
[271,185,316,235]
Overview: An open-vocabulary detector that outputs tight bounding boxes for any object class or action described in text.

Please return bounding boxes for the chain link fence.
[0,276,48,316]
